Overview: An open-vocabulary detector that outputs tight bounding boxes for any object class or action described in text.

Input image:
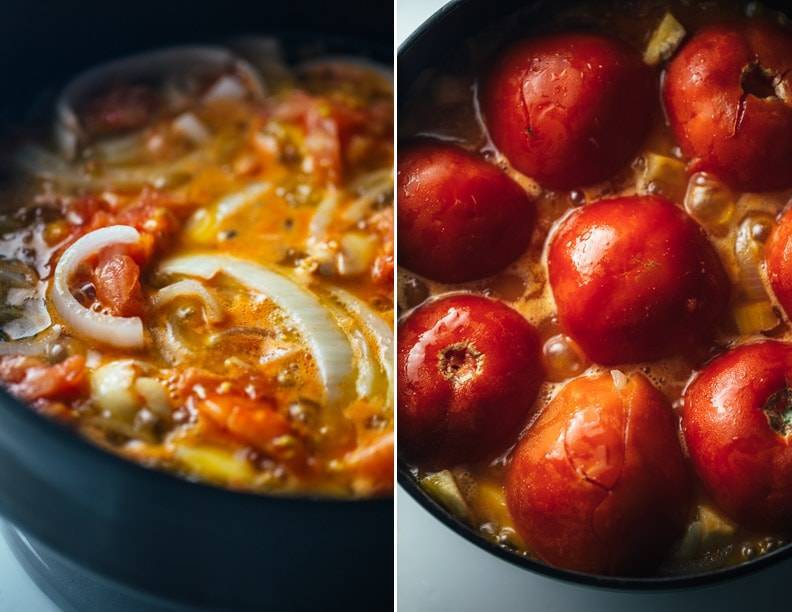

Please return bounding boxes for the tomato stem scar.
[438,342,483,385]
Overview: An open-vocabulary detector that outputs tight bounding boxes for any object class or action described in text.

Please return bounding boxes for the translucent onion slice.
[0,325,61,357]
[215,181,271,221]
[308,187,339,241]
[172,112,211,145]
[152,279,224,323]
[55,46,265,158]
[735,216,770,300]
[350,329,376,399]
[329,288,393,405]
[158,254,354,405]
[52,225,145,349]
[3,282,52,340]
[342,169,393,223]
[203,75,247,103]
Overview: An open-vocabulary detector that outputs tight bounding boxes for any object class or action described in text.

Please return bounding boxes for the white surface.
[396,1,792,611]
[398,488,791,611]
[0,529,58,611]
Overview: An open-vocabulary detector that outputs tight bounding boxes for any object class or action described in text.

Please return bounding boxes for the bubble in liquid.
[543,334,588,382]
[684,172,734,236]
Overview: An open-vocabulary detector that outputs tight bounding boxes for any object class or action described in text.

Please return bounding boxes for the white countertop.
[0,528,58,611]
[395,2,792,610]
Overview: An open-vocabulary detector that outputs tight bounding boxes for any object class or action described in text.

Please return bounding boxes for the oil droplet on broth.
[542,334,588,382]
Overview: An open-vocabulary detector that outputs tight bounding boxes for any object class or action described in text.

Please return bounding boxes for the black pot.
[0,1,393,610]
[398,0,792,591]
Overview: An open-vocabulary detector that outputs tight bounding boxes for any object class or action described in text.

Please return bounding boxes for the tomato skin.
[92,249,145,317]
[765,207,792,317]
[198,394,292,453]
[398,141,535,283]
[483,33,654,190]
[664,22,792,192]
[0,355,86,402]
[547,195,729,365]
[506,373,691,575]
[683,341,792,532]
[397,294,543,468]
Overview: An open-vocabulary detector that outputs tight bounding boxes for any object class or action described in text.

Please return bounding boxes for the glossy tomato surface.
[397,141,535,283]
[547,195,729,365]
[398,294,542,468]
[683,341,792,532]
[482,33,654,190]
[506,372,691,575]
[765,206,792,317]
[664,21,792,192]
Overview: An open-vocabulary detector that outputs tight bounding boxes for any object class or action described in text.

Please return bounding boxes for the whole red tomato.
[397,141,535,283]
[398,294,542,468]
[683,341,792,532]
[506,372,691,575]
[664,21,792,192]
[765,207,792,316]
[483,33,654,190]
[547,195,729,365]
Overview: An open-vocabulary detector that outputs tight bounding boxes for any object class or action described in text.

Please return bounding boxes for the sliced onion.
[158,254,354,405]
[15,143,207,190]
[92,132,145,165]
[55,45,265,158]
[342,169,393,223]
[735,215,770,300]
[152,279,224,323]
[308,187,339,241]
[3,283,52,340]
[0,325,61,357]
[15,144,82,184]
[329,288,393,405]
[349,328,376,399]
[203,75,247,103]
[215,181,272,221]
[52,225,145,349]
[172,112,211,144]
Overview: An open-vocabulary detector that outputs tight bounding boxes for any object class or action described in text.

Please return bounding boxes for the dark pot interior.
[0,1,393,610]
[397,0,792,591]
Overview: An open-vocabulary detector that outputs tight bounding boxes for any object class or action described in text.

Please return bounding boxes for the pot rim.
[398,462,792,590]
[0,385,391,506]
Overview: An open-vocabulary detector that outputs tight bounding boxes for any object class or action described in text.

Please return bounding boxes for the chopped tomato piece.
[274,90,371,182]
[371,254,393,286]
[197,394,293,455]
[369,208,393,285]
[92,249,145,317]
[55,196,180,269]
[0,355,86,402]
[343,431,393,496]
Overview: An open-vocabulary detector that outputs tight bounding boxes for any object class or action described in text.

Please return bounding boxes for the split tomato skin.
[683,341,792,532]
[482,33,654,190]
[547,195,729,365]
[397,141,535,283]
[765,207,792,317]
[397,294,543,468]
[506,372,691,575]
[664,21,792,192]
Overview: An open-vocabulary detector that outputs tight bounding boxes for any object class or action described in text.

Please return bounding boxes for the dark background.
[0,0,393,120]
